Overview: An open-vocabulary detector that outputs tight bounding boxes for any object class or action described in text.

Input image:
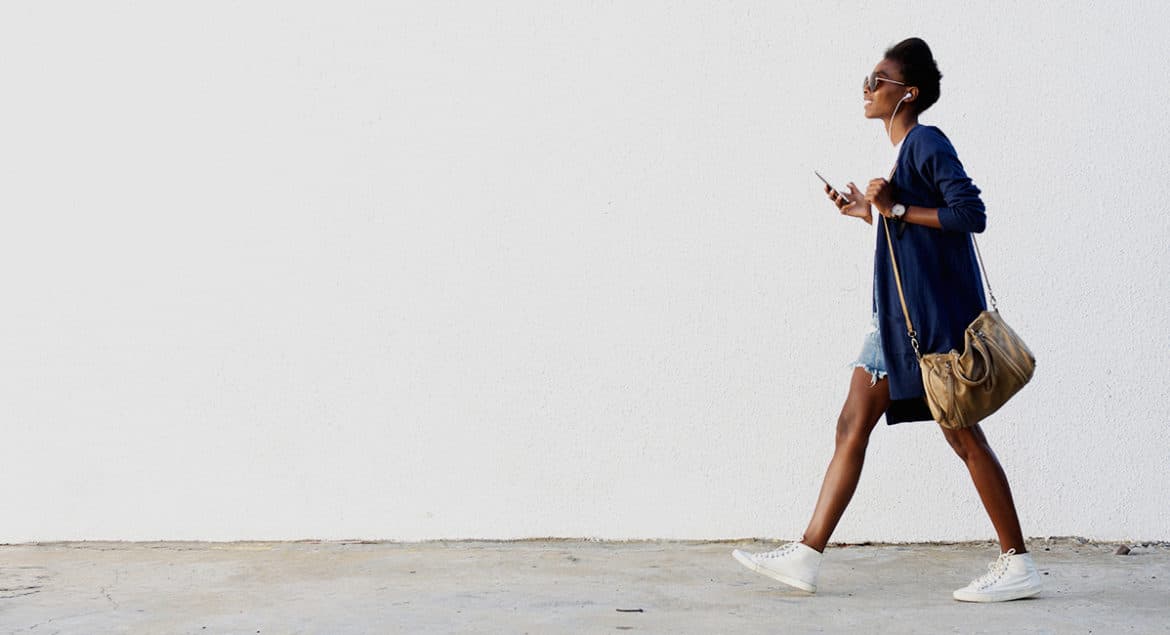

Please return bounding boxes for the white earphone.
[887,93,913,142]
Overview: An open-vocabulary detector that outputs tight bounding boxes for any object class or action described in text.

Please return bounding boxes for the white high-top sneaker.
[952,548,1043,602]
[731,542,822,592]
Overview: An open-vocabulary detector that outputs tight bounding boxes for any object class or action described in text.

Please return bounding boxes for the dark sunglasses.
[864,72,907,92]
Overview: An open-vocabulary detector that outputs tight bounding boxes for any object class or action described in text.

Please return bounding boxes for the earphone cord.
[885,96,906,144]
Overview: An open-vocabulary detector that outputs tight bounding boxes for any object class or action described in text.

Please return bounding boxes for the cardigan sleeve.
[917,130,986,233]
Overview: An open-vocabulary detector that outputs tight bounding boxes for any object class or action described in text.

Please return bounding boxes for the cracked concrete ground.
[0,538,1167,633]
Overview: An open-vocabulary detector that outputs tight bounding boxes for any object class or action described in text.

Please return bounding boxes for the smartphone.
[814,170,849,201]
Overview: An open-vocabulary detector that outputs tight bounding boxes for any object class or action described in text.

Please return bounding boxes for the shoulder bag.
[881,216,1036,429]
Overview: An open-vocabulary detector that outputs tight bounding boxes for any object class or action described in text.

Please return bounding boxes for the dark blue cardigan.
[875,125,988,424]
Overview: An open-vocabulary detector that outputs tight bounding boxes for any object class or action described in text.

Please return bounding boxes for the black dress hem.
[885,397,934,425]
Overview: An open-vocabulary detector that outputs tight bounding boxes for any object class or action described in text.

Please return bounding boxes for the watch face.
[893,204,906,217]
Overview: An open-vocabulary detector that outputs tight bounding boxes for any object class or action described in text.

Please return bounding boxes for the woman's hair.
[883,38,942,114]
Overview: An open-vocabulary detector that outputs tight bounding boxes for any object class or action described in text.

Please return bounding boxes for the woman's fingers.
[825,185,848,209]
[825,184,846,209]
[848,183,867,207]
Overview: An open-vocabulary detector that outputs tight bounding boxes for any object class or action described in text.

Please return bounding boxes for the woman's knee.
[835,369,887,449]
[835,410,875,450]
[942,426,988,462]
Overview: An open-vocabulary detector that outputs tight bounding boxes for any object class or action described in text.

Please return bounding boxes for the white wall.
[1,1,1167,543]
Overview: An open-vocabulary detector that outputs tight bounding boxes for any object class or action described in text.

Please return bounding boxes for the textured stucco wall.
[1,2,1167,542]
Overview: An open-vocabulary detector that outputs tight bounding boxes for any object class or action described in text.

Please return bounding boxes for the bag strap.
[970,235,998,311]
[881,164,998,360]
[881,215,923,359]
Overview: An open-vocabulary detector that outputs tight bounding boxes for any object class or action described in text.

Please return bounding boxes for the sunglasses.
[864,72,907,92]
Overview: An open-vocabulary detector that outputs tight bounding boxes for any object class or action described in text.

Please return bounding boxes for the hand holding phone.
[816,170,873,225]
[814,170,847,201]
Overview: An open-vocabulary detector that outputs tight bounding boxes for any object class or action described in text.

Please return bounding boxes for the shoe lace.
[969,548,1015,589]
[758,543,800,560]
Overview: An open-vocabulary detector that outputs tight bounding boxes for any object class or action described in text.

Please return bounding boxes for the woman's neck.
[888,114,919,145]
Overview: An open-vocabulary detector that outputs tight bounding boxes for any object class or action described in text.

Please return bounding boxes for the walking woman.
[732,38,1042,602]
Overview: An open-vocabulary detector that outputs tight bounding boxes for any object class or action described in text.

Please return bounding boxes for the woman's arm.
[865,181,944,228]
[919,131,986,233]
[866,129,987,232]
[894,205,942,229]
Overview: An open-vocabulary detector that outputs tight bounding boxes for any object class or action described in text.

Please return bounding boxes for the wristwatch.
[890,203,907,219]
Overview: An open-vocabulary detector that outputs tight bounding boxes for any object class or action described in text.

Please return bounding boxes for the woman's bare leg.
[941,424,1027,554]
[799,367,891,553]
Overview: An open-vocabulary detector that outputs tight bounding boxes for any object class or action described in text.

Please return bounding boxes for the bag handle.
[952,337,995,387]
[881,164,998,360]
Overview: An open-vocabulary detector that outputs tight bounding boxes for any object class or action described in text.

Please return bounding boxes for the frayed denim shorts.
[850,312,888,386]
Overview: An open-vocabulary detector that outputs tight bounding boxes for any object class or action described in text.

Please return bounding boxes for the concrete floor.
[1,538,1166,634]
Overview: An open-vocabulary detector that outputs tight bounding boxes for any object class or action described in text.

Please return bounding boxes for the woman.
[732,38,1042,603]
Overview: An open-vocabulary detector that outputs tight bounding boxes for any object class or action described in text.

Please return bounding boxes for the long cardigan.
[875,124,988,424]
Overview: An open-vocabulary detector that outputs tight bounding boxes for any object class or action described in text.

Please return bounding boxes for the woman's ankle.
[799,539,826,554]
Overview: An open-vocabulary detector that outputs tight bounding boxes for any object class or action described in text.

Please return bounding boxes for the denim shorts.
[850,312,888,386]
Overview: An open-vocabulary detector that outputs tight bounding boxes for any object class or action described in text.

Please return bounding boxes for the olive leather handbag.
[882,216,1035,429]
